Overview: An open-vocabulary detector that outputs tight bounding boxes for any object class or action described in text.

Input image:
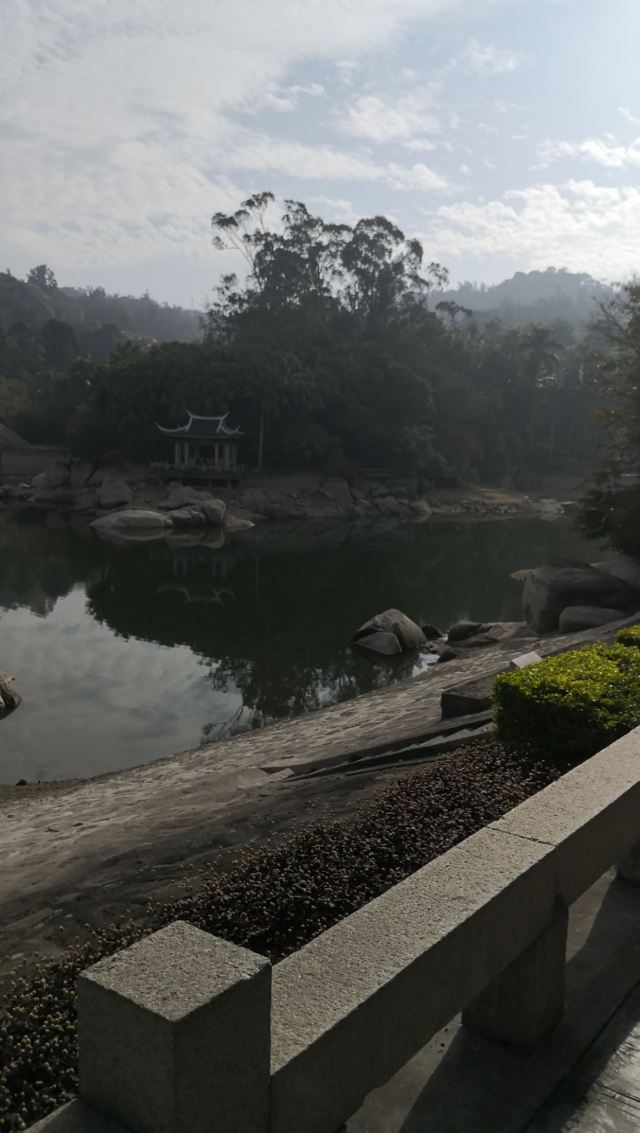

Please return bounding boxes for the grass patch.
[1,740,566,1131]
[495,643,640,758]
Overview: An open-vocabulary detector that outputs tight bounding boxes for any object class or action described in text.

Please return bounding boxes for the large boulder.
[166,483,213,509]
[448,620,484,643]
[356,631,403,656]
[523,563,640,633]
[31,461,70,490]
[91,509,172,531]
[354,608,426,653]
[167,506,207,527]
[592,555,640,590]
[409,499,432,519]
[98,476,133,509]
[558,605,628,633]
[200,498,226,527]
[321,476,354,512]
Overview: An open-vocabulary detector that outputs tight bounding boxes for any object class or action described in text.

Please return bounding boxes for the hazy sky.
[2,0,639,307]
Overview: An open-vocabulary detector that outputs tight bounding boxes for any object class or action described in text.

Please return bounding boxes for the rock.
[509,651,543,670]
[321,476,354,511]
[558,605,628,633]
[354,608,426,652]
[31,461,70,490]
[98,476,133,509]
[200,498,226,527]
[537,498,564,519]
[421,623,443,640]
[91,509,172,531]
[523,563,640,633]
[448,620,484,643]
[167,506,207,527]
[0,672,21,716]
[373,495,407,516]
[592,555,640,590]
[224,514,255,531]
[409,499,432,518]
[72,490,99,511]
[166,483,214,508]
[30,487,78,507]
[441,672,501,718]
[355,630,403,656]
[437,646,459,663]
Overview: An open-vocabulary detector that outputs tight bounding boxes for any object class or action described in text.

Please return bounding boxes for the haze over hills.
[438,268,614,328]
[0,269,201,360]
[0,266,614,354]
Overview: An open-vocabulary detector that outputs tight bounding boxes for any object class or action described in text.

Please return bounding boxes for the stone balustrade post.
[462,897,568,1051]
[78,921,271,1133]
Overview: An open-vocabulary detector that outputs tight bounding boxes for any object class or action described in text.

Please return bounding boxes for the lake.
[0,512,600,783]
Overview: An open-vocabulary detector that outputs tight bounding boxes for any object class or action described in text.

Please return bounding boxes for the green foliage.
[0,740,562,1131]
[495,643,640,757]
[578,283,640,553]
[615,624,640,647]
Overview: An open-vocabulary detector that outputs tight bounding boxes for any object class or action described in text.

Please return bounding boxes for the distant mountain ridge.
[0,270,203,348]
[438,268,614,327]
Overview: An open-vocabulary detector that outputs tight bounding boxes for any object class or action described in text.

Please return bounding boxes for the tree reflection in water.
[0,511,600,755]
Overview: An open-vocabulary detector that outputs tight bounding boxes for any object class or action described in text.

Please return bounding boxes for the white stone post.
[462,898,568,1051]
[78,921,271,1133]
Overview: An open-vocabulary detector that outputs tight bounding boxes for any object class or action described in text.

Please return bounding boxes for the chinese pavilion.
[156,412,243,480]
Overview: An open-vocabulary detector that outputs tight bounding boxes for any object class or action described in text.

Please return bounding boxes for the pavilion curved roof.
[156,412,243,439]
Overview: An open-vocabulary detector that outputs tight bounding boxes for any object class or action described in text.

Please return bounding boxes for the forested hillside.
[0,198,617,487]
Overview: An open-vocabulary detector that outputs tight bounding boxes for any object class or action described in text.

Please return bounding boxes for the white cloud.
[340,87,439,143]
[422,180,640,280]
[225,137,448,190]
[0,0,461,275]
[404,138,437,152]
[539,135,640,169]
[620,106,640,127]
[463,40,524,75]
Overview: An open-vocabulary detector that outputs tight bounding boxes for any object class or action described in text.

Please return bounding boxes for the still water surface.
[0,513,600,783]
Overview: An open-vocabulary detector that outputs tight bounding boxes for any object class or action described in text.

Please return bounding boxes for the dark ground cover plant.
[495,643,640,758]
[616,624,640,648]
[0,740,566,1131]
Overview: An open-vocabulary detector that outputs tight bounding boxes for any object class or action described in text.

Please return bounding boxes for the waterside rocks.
[91,509,173,531]
[558,605,628,633]
[523,563,640,633]
[98,476,133,509]
[0,673,21,717]
[354,608,426,655]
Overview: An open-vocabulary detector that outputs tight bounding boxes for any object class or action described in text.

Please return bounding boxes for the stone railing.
[31,727,640,1133]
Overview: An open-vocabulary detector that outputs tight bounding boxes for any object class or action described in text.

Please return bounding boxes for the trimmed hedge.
[0,741,562,1132]
[616,624,640,648]
[495,643,640,758]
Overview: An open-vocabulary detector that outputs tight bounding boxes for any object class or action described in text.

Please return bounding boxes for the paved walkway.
[348,870,640,1133]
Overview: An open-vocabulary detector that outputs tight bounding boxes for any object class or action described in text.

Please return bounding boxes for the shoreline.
[0,614,635,981]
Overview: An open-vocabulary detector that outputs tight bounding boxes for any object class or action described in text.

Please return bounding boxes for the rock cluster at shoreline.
[0,460,570,529]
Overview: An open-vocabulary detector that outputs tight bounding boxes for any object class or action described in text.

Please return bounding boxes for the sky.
[2,0,640,307]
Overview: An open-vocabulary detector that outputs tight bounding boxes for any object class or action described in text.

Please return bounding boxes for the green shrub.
[495,643,640,757]
[616,624,640,648]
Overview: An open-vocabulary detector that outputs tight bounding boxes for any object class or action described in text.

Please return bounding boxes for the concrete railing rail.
[31,727,640,1133]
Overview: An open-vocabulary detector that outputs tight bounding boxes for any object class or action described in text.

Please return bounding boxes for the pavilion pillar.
[174,441,180,468]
